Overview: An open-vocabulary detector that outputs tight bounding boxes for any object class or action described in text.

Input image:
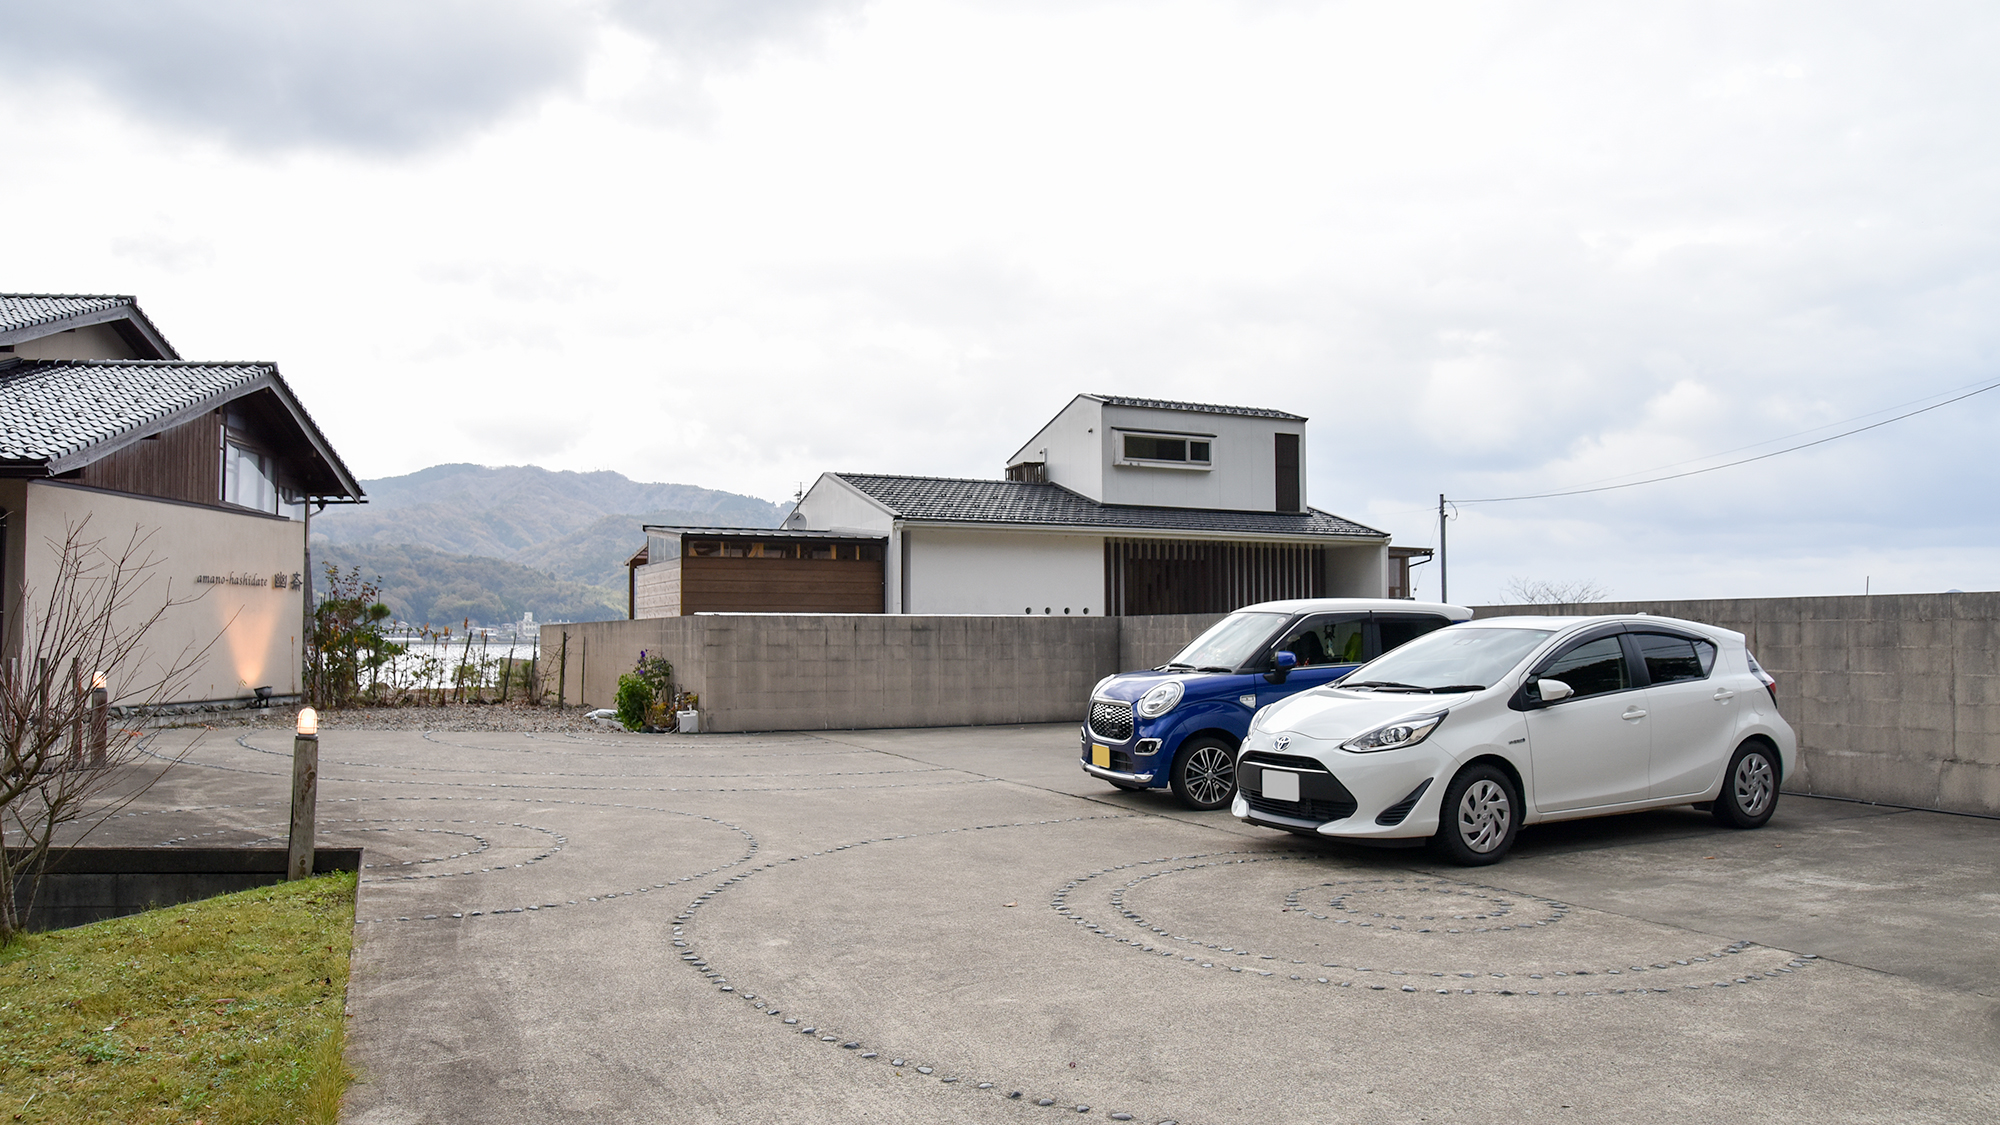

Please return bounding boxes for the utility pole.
[1438,493,1449,603]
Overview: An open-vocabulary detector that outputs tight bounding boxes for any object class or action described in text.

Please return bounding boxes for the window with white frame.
[1117,431,1213,468]
[223,439,279,513]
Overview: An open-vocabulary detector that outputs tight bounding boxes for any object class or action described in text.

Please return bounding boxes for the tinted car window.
[1634,632,1715,684]
[1277,615,1365,666]
[1541,636,1630,698]
[1377,614,1451,653]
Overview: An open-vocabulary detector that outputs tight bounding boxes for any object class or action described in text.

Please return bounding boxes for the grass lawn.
[0,873,357,1124]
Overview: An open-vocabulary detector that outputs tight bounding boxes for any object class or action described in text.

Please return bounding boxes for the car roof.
[1458,613,1744,645]
[1237,598,1473,619]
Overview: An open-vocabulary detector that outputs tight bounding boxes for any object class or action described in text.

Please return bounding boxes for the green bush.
[615,673,654,731]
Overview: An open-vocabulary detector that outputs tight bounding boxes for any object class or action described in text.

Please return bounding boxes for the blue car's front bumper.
[1079,720,1166,786]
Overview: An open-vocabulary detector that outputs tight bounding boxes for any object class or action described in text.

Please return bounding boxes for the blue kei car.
[1081,598,1473,809]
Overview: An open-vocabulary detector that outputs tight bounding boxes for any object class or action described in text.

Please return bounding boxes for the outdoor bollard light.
[287,707,320,880]
[88,672,108,768]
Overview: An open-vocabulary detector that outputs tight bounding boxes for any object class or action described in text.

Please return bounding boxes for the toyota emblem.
[1273,734,1290,751]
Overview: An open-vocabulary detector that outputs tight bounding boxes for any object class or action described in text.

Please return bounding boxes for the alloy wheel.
[1183,744,1235,806]
[1734,752,1775,817]
[1457,778,1512,854]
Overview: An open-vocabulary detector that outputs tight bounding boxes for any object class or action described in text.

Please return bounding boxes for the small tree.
[0,520,214,941]
[306,565,403,707]
[1504,577,1611,609]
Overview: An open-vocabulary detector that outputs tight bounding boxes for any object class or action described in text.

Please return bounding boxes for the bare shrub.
[1503,577,1612,609]
[0,520,215,941]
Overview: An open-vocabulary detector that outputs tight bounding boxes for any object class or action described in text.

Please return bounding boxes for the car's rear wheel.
[1428,764,1519,866]
[1170,737,1236,810]
[1712,741,1780,829]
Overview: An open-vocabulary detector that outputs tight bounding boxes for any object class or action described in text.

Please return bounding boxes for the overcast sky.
[5,0,1998,604]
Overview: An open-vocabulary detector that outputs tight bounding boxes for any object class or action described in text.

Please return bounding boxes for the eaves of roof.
[0,294,179,359]
[0,358,362,499]
[1087,393,1307,422]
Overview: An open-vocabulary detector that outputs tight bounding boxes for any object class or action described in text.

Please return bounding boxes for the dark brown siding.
[73,412,221,505]
[1104,538,1326,616]
[681,557,884,614]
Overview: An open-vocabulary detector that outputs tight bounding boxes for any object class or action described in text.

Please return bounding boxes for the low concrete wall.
[1120,612,1226,672]
[546,614,1129,732]
[1474,593,2000,818]
[11,846,363,931]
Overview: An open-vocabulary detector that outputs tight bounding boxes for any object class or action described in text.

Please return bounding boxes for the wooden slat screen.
[1104,538,1326,616]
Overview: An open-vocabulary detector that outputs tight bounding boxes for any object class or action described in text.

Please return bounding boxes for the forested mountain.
[309,464,785,626]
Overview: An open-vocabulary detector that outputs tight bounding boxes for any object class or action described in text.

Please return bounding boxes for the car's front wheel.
[1170,737,1237,810]
[1712,740,1780,829]
[1429,763,1519,866]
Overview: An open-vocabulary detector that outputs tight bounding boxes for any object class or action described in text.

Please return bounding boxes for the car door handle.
[1622,708,1647,721]
[1713,688,1735,702]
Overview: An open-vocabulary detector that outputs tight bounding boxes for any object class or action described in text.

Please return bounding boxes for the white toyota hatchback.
[1232,615,1797,864]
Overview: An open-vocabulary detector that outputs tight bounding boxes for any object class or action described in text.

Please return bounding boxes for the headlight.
[1340,712,1446,753]
[1136,681,1184,718]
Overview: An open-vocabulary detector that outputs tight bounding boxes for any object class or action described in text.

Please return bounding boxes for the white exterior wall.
[1006,397,1106,501]
[786,473,896,534]
[21,482,305,705]
[903,528,1105,616]
[1096,403,1305,512]
[1326,542,1389,598]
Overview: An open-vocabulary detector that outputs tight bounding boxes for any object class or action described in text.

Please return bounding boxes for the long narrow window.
[1275,433,1301,511]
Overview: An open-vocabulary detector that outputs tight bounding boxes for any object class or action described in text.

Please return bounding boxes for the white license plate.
[1262,769,1300,802]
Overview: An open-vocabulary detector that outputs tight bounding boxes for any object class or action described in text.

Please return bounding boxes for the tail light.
[1746,652,1779,708]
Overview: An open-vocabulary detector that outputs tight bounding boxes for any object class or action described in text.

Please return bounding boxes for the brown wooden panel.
[681,557,884,614]
[74,412,221,505]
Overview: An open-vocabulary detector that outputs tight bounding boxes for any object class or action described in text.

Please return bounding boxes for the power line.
[1457,375,2000,504]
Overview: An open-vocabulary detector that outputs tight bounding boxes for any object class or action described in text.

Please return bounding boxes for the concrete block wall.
[547,614,1125,733]
[1474,593,2000,818]
[1119,612,1226,673]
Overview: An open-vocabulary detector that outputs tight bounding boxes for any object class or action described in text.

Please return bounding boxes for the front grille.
[1241,750,1330,773]
[1089,700,1134,742]
[1245,793,1359,823]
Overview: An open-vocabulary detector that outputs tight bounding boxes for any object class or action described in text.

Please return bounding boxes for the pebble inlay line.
[666,814,1167,1122]
[224,732,960,781]
[1050,854,1821,997]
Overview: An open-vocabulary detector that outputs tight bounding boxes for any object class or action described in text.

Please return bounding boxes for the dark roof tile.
[1090,394,1306,421]
[0,358,268,462]
[834,473,1384,538]
[0,294,134,335]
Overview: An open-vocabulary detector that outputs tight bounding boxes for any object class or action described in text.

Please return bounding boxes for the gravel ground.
[151,702,610,734]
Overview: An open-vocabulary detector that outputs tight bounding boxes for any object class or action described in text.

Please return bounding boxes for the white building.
[765,394,1397,616]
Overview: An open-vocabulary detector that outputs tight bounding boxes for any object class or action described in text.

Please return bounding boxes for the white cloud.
[5,0,2000,600]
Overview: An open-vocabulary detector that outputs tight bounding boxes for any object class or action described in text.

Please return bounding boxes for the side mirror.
[1533,678,1574,704]
[1265,650,1297,685]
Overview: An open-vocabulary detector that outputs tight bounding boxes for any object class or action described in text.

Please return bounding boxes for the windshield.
[1341,627,1553,692]
[1164,611,1288,671]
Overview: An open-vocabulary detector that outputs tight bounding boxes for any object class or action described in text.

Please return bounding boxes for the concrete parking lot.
[98,720,2000,1123]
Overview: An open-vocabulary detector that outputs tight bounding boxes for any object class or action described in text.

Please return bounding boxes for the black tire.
[1712,741,1780,829]
[1428,763,1520,866]
[1170,737,1237,810]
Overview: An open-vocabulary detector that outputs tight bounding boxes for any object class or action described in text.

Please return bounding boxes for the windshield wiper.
[1412,684,1486,693]
[1197,665,1234,673]
[1343,680,1426,692]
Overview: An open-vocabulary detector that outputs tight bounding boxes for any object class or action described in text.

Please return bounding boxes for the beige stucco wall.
[9,324,141,361]
[19,482,305,705]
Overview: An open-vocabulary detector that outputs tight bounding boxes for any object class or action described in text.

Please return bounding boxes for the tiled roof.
[833,474,1385,539]
[0,358,269,462]
[0,294,134,336]
[1089,394,1306,422]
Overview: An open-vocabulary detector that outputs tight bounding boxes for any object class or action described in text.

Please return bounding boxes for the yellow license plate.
[1091,744,1111,768]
